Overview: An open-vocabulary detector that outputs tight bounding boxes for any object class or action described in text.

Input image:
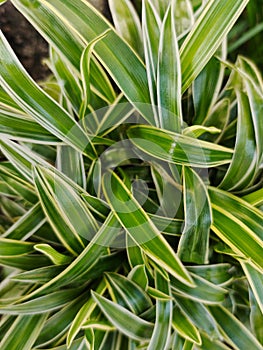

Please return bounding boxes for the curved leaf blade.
[128,125,233,168]
[102,171,194,286]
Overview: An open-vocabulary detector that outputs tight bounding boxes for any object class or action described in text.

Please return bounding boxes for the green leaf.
[2,202,46,240]
[12,0,154,123]
[109,0,143,57]
[150,0,170,18]
[0,314,47,350]
[12,265,65,284]
[105,272,152,315]
[49,47,83,114]
[0,110,60,143]
[157,3,182,132]
[128,264,148,290]
[142,0,160,125]
[34,337,88,350]
[193,55,225,125]
[35,295,87,347]
[186,264,232,286]
[242,188,263,207]
[91,291,154,341]
[16,212,119,299]
[0,255,51,270]
[175,296,220,339]
[238,56,263,167]
[56,146,86,188]
[67,280,107,347]
[197,333,232,350]
[174,0,194,37]
[0,31,96,159]
[183,125,221,138]
[208,305,263,350]
[33,166,91,255]
[241,261,263,314]
[0,288,83,314]
[80,30,111,121]
[127,125,233,168]
[219,90,257,191]
[172,305,202,345]
[0,238,34,256]
[209,187,263,271]
[249,287,263,344]
[178,167,211,263]
[180,0,249,92]
[147,270,173,350]
[102,171,194,287]
[171,273,227,304]
[34,244,72,265]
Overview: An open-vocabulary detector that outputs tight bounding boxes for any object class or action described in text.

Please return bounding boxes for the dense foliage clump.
[0,0,262,349]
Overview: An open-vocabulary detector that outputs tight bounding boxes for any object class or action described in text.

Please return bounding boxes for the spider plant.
[0,0,262,349]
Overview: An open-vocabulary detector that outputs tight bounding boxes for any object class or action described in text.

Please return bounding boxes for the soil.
[0,1,50,81]
[0,0,111,81]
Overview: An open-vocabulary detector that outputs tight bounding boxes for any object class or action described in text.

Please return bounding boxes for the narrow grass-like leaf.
[102,171,194,286]
[182,125,221,138]
[157,3,182,132]
[238,56,263,166]
[80,30,111,121]
[249,288,263,344]
[171,273,227,304]
[219,91,257,191]
[126,235,145,268]
[147,270,172,350]
[34,244,72,265]
[209,187,263,271]
[186,264,232,286]
[180,0,249,92]
[150,0,170,18]
[178,167,211,263]
[193,56,225,125]
[67,280,107,347]
[142,0,160,125]
[0,314,47,350]
[12,0,154,123]
[172,305,201,344]
[0,238,34,256]
[15,212,119,299]
[56,146,86,189]
[174,0,194,37]
[0,111,60,143]
[128,264,148,290]
[105,272,152,315]
[201,98,230,143]
[35,296,86,347]
[0,31,96,159]
[128,125,233,167]
[175,296,220,339]
[33,337,88,350]
[208,305,263,350]
[0,288,83,315]
[12,265,65,284]
[13,253,123,285]
[91,291,154,341]
[49,47,83,114]
[241,261,263,314]
[2,202,46,240]
[109,0,143,57]
[0,255,51,270]
[242,188,263,207]
[33,166,89,255]
[197,333,232,350]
